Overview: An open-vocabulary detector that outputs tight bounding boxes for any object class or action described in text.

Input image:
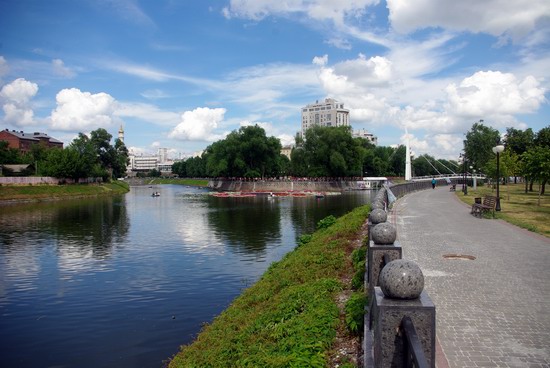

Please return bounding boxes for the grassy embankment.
[169,206,370,368]
[147,178,209,187]
[454,183,550,238]
[0,180,130,202]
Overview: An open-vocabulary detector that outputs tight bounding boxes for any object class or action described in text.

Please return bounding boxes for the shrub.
[297,233,313,247]
[317,215,336,230]
[345,292,367,335]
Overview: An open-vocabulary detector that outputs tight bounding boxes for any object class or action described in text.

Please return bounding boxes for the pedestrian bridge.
[411,173,486,182]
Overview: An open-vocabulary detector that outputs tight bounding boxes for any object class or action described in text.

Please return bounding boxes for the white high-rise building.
[352,129,378,145]
[301,98,350,137]
[158,148,168,164]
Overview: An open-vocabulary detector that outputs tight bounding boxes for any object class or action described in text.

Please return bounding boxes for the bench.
[471,196,497,218]
[449,184,456,191]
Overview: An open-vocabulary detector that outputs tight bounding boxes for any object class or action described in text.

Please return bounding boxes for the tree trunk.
[529,178,534,192]
[525,178,528,193]
[541,179,547,195]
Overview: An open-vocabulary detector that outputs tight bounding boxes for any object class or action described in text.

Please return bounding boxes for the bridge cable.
[436,160,456,175]
[423,156,442,175]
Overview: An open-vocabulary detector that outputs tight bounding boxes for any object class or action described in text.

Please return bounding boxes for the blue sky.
[1,0,549,160]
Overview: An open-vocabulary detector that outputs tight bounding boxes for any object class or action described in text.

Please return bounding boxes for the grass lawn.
[168,206,370,368]
[0,181,130,202]
[455,183,550,238]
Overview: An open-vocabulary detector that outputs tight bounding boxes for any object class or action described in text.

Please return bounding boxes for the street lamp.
[492,144,505,211]
[459,153,468,195]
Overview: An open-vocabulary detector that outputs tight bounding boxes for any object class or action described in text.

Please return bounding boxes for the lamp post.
[492,144,505,211]
[472,169,477,191]
[460,153,468,195]
[459,154,465,194]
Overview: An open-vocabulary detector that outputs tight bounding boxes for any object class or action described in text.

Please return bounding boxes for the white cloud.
[168,107,227,141]
[50,88,117,131]
[333,54,393,86]
[445,71,546,119]
[387,0,550,41]
[0,78,38,125]
[52,59,76,78]
[222,0,378,24]
[115,102,179,126]
[140,89,170,100]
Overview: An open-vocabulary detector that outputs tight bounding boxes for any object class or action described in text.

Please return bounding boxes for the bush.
[345,292,368,335]
[297,233,312,247]
[317,215,336,230]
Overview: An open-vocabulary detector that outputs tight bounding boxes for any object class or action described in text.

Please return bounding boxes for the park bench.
[449,184,456,191]
[471,196,497,218]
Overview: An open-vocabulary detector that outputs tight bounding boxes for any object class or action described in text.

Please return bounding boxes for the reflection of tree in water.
[289,193,374,236]
[0,195,129,260]
[52,196,130,259]
[206,197,281,255]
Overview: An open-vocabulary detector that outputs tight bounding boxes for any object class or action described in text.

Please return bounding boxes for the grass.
[454,183,550,238]
[0,180,130,202]
[147,178,209,187]
[168,205,370,368]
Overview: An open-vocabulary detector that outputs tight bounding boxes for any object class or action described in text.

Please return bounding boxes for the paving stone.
[389,187,550,368]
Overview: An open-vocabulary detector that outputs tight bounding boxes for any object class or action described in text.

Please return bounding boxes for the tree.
[0,141,23,165]
[302,126,365,177]
[113,138,129,178]
[389,145,406,176]
[521,146,550,204]
[204,125,282,178]
[463,122,500,171]
[412,154,439,177]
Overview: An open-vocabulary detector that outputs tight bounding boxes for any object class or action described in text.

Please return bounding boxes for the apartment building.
[352,128,378,145]
[300,98,350,137]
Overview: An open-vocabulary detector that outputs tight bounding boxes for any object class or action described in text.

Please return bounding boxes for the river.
[0,185,374,367]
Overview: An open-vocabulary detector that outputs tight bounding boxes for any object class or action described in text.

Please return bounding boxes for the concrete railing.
[364,186,436,368]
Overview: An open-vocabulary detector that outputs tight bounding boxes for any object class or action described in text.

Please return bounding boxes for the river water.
[0,185,374,367]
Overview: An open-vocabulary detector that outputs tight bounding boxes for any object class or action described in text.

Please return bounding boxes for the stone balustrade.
[364,185,436,368]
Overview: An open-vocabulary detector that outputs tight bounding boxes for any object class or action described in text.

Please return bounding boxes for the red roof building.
[0,129,64,153]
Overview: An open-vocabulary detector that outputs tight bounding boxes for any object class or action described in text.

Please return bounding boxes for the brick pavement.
[389,186,550,368]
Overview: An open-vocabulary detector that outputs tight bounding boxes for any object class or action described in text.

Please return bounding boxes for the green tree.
[463,121,501,171]
[0,141,23,165]
[302,126,365,177]
[521,146,550,203]
[204,125,282,178]
[113,138,129,179]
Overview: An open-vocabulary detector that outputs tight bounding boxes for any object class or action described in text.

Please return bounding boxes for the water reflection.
[0,185,373,368]
[206,196,281,256]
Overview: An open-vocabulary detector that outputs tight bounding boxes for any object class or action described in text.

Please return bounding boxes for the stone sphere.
[379,259,424,299]
[371,201,385,210]
[371,222,396,244]
[369,209,387,224]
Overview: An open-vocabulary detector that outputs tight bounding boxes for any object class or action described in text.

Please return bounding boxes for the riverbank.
[208,179,363,192]
[168,205,370,367]
[0,180,130,204]
[124,177,209,187]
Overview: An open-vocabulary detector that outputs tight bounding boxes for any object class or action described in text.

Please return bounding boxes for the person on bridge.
[431,178,436,189]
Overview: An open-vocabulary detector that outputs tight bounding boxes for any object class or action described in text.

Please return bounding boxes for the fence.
[364,185,436,368]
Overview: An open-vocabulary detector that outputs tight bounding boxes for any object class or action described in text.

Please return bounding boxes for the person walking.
[431,177,436,189]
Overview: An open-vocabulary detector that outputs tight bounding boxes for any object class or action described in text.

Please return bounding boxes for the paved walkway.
[389,186,550,368]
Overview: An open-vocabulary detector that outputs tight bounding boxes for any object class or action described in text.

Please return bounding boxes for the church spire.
[118,125,124,143]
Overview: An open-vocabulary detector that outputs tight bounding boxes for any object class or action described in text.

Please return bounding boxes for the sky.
[0,0,549,160]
